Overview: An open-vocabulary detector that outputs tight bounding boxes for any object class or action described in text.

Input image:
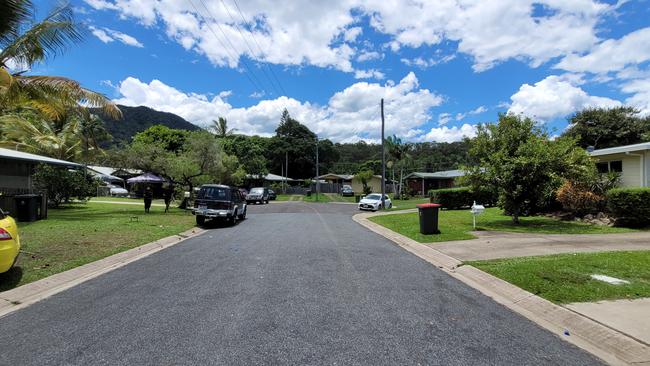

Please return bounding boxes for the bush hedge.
[607,187,650,227]
[428,187,498,209]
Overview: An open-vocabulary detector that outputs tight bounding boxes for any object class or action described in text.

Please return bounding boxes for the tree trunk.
[511,210,520,224]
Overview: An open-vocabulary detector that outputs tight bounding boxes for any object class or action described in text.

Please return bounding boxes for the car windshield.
[343,185,352,190]
[365,194,381,200]
[250,188,264,194]
[198,187,229,200]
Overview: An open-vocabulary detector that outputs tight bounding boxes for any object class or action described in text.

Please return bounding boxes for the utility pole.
[316,137,320,202]
[285,151,288,192]
[381,98,386,210]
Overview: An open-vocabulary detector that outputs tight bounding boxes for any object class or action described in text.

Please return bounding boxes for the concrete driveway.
[0,202,602,365]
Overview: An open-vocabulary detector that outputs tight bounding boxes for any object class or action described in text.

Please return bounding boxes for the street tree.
[466,113,593,224]
[563,106,650,149]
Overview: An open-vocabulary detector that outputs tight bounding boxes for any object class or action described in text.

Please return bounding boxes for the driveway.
[0,202,601,365]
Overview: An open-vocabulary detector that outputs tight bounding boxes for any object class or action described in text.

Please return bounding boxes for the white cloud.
[84,0,612,73]
[622,78,650,116]
[455,105,488,121]
[438,113,452,126]
[114,72,444,142]
[89,26,144,47]
[419,124,477,143]
[354,69,385,79]
[556,27,650,74]
[508,75,621,120]
[401,55,455,68]
[356,50,382,62]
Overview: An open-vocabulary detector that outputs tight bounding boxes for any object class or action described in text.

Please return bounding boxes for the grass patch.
[369,207,637,243]
[303,193,334,203]
[387,197,430,211]
[0,203,195,291]
[469,251,650,303]
[90,196,167,205]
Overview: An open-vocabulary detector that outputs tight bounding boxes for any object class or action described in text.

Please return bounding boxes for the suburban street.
[0,202,602,365]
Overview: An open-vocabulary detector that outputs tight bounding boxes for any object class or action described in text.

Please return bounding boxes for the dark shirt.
[144,190,153,200]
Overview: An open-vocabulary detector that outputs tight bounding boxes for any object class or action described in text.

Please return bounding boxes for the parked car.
[0,209,20,274]
[341,185,354,197]
[193,184,247,226]
[358,193,392,211]
[246,187,269,204]
[268,189,277,200]
[108,185,129,197]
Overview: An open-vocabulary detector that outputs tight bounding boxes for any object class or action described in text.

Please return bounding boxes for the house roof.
[317,173,354,180]
[404,169,466,179]
[87,167,124,183]
[246,173,295,182]
[589,142,650,157]
[0,147,81,167]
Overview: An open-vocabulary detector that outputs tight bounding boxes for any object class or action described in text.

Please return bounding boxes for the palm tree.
[0,0,121,152]
[211,117,236,137]
[385,135,412,198]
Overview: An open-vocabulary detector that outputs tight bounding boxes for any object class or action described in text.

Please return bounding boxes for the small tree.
[355,169,374,195]
[466,114,593,223]
[32,164,99,207]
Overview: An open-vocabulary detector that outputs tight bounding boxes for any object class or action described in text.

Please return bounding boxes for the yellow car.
[0,209,20,273]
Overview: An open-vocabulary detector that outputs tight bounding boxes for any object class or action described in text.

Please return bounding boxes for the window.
[596,160,622,173]
[198,187,228,200]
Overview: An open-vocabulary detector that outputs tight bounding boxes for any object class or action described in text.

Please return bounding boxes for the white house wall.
[595,153,643,188]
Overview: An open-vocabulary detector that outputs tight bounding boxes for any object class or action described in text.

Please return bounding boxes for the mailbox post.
[471,201,485,229]
[416,203,442,234]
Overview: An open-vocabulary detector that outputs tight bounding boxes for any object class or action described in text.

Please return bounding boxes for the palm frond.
[0,0,33,46]
[0,4,84,68]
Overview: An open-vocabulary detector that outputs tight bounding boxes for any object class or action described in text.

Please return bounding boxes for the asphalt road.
[0,202,602,365]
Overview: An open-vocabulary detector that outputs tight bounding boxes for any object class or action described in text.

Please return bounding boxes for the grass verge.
[469,251,650,303]
[368,207,637,243]
[0,203,195,291]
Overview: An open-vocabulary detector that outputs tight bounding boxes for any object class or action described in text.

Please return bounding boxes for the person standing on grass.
[143,186,153,213]
[163,187,173,213]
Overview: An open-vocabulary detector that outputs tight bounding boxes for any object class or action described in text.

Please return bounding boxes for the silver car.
[358,193,392,211]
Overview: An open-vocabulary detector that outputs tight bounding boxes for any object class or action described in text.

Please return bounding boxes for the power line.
[219,0,282,97]
[230,0,287,96]
[188,0,267,95]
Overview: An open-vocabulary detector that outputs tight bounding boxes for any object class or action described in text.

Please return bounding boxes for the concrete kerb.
[353,211,650,366]
[0,227,206,319]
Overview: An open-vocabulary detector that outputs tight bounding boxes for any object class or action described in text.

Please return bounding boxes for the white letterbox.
[470,201,485,229]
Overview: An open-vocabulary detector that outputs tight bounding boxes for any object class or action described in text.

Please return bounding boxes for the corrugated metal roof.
[405,170,466,179]
[246,173,295,182]
[589,142,650,157]
[0,147,81,167]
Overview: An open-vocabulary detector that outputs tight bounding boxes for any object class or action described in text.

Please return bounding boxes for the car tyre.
[238,208,247,220]
[196,215,205,226]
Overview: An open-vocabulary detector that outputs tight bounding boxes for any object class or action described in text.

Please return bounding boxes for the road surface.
[0,202,602,365]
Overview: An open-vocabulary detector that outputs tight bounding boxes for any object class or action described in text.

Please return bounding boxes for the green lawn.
[90,196,167,205]
[0,203,195,291]
[387,197,430,211]
[303,193,334,203]
[469,251,650,304]
[368,207,637,243]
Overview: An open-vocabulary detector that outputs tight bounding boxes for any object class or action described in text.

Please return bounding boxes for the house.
[0,147,81,216]
[0,147,81,195]
[314,173,393,194]
[589,142,650,187]
[404,169,465,196]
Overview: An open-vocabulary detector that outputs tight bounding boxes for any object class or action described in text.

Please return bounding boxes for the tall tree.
[563,106,650,149]
[466,114,593,224]
[270,109,318,179]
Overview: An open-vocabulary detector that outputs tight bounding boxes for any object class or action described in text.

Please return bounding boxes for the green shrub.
[33,164,100,207]
[428,187,497,209]
[607,188,650,227]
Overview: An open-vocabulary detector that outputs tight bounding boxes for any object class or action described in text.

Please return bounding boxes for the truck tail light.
[0,228,12,241]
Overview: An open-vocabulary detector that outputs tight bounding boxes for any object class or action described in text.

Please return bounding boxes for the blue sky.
[31,0,650,142]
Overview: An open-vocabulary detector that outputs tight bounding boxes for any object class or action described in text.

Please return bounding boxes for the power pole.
[285,150,288,192]
[381,98,386,210]
[316,138,320,202]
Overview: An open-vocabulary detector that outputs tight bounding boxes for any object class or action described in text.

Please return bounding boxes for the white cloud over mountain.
[114,72,445,142]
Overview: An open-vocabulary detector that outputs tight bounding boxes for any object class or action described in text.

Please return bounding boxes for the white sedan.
[358,193,392,211]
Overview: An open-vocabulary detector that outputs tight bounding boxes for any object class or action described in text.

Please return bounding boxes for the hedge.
[428,187,498,210]
[607,187,650,227]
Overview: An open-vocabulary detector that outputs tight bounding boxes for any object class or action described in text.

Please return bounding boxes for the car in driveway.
[246,187,269,204]
[341,185,354,197]
[193,184,247,226]
[0,209,20,273]
[108,185,129,197]
[358,193,392,211]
